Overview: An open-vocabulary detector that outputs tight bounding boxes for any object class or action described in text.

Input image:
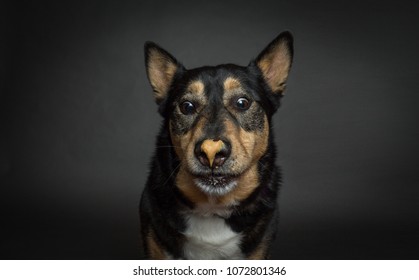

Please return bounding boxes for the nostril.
[212,149,229,168]
[195,139,232,168]
[213,156,226,168]
[218,142,231,158]
[216,149,229,159]
[197,152,210,167]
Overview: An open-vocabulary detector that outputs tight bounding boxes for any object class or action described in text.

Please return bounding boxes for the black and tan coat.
[140,32,294,259]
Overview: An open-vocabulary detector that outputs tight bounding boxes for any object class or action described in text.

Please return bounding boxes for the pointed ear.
[144,42,182,104]
[255,31,293,95]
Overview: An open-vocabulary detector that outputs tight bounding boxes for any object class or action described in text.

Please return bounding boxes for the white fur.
[182,212,243,259]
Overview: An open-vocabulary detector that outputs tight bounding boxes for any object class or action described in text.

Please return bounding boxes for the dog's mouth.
[193,174,238,196]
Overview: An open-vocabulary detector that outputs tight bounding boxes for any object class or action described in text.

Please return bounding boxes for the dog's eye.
[180,101,196,115]
[235,97,251,110]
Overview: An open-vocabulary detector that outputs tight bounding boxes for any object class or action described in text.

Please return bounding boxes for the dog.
[140,31,293,259]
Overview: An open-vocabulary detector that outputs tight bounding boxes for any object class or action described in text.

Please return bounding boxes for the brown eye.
[235,97,251,110]
[180,101,196,115]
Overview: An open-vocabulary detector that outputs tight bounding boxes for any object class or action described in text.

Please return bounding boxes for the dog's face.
[145,32,293,201]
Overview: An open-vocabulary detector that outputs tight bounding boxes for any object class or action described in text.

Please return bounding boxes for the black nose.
[194,139,231,169]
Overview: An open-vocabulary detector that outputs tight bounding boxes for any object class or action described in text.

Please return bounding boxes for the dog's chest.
[182,207,244,260]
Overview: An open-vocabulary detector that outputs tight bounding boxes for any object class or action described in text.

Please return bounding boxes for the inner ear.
[144,42,182,104]
[255,31,293,94]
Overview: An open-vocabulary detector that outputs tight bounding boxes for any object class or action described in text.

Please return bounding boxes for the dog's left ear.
[255,31,293,95]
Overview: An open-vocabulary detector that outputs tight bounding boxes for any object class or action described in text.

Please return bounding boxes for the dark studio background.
[1,0,419,259]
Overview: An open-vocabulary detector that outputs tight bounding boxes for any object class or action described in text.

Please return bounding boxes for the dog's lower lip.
[196,174,236,185]
[197,173,235,180]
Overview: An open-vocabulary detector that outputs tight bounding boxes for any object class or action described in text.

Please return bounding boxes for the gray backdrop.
[1,0,418,259]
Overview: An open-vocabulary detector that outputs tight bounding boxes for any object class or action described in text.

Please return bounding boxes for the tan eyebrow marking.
[186,80,205,95]
[223,77,242,91]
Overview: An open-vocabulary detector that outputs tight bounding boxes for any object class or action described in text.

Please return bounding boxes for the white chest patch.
[183,213,244,260]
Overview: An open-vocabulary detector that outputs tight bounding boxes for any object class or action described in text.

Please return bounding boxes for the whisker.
[162,162,181,186]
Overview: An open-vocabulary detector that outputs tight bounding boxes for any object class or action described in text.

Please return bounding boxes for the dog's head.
[145,32,293,202]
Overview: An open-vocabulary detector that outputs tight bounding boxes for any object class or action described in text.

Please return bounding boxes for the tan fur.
[147,49,178,102]
[223,77,245,100]
[224,116,269,171]
[257,41,291,94]
[187,80,205,95]
[217,164,259,205]
[168,80,206,160]
[170,117,205,162]
[172,113,269,206]
[180,80,207,114]
[147,228,167,259]
[171,117,209,204]
[176,166,209,204]
[170,123,193,160]
[223,77,242,91]
[217,118,269,204]
[171,77,269,206]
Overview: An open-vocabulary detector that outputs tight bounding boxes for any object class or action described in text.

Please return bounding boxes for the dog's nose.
[195,139,231,169]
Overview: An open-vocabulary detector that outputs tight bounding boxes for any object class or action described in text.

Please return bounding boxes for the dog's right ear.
[144,42,183,104]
